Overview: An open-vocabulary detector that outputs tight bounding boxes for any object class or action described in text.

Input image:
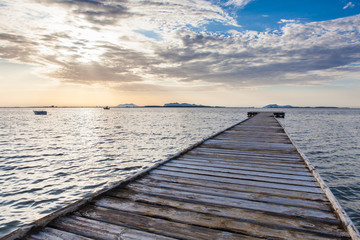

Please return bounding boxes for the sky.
[0,0,360,107]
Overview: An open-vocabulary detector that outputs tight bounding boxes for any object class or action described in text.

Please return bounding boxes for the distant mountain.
[263,104,294,108]
[116,103,139,108]
[163,102,209,107]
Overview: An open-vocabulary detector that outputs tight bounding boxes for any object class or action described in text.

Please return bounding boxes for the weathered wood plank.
[202,143,298,154]
[95,195,347,240]
[192,148,303,161]
[220,126,286,130]
[78,205,258,240]
[135,178,330,210]
[205,142,296,151]
[206,139,295,150]
[226,129,286,134]
[217,135,292,142]
[48,215,175,240]
[145,174,328,201]
[26,227,93,240]
[164,161,315,181]
[152,169,324,193]
[180,154,308,168]
[200,142,298,155]
[121,183,338,222]
[158,165,319,187]
[214,136,292,144]
[233,125,284,129]
[104,191,347,237]
[186,150,304,162]
[174,158,312,175]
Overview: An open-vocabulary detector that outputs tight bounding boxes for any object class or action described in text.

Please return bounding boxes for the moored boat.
[33,110,47,115]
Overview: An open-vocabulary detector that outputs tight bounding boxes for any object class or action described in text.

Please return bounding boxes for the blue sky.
[205,0,360,32]
[235,0,360,29]
[0,0,359,107]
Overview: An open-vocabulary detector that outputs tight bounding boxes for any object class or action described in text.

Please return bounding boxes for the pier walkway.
[4,112,359,239]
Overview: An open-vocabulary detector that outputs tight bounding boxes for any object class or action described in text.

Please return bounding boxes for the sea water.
[0,107,359,236]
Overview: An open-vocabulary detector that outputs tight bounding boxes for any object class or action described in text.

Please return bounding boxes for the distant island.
[163,102,210,107]
[263,104,341,109]
[263,104,294,108]
[114,103,344,109]
[116,103,139,108]
[116,102,219,108]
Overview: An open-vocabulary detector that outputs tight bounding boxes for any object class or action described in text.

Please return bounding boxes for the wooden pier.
[3,112,359,240]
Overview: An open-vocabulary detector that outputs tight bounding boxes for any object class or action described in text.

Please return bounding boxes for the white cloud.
[343,2,355,9]
[278,19,297,23]
[225,0,254,8]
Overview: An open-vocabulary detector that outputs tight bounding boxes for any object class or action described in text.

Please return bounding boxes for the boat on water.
[33,110,47,115]
[103,106,110,110]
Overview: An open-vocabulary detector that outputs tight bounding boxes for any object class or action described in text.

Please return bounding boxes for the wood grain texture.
[103,192,347,238]
[48,215,175,240]
[95,195,345,239]
[173,158,312,175]
[25,227,93,240]
[122,183,337,222]
[164,161,315,180]
[144,173,328,201]
[77,205,257,240]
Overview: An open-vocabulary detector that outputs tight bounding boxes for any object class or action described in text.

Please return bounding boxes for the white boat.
[33,110,47,115]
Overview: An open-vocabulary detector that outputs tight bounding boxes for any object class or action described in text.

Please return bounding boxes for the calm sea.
[0,107,359,236]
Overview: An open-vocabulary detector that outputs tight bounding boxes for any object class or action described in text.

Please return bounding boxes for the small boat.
[33,110,47,115]
[103,106,110,110]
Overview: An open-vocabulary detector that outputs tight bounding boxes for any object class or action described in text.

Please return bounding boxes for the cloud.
[114,82,221,92]
[225,0,254,8]
[33,0,134,25]
[50,62,142,84]
[0,33,40,63]
[1,0,360,91]
[46,42,163,84]
[343,2,355,9]
[148,16,360,87]
[278,19,297,24]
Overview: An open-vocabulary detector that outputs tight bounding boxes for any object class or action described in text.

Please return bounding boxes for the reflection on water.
[0,107,359,236]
